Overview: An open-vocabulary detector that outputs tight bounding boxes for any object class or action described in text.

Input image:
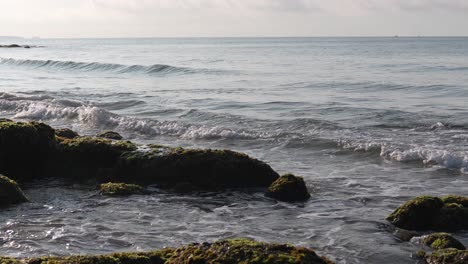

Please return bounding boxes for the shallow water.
[0,37,467,263]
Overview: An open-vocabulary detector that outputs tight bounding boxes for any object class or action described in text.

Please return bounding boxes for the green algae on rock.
[0,120,56,181]
[0,175,28,207]
[421,233,466,251]
[100,182,146,196]
[54,137,137,179]
[111,147,280,189]
[55,128,80,139]
[265,174,311,202]
[0,238,335,264]
[386,196,468,232]
[0,120,293,197]
[424,248,468,264]
[97,131,123,140]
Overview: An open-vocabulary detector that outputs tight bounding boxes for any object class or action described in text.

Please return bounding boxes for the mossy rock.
[110,147,280,189]
[0,121,287,193]
[422,233,466,250]
[100,182,146,196]
[0,120,56,181]
[425,248,468,264]
[53,137,137,179]
[265,174,311,202]
[55,128,79,139]
[0,238,335,264]
[386,196,468,231]
[97,131,123,140]
[0,175,28,207]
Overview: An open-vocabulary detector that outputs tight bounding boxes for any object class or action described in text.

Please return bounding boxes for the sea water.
[0,37,467,263]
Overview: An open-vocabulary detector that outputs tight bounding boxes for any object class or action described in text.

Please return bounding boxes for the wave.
[0,58,218,76]
[1,92,467,173]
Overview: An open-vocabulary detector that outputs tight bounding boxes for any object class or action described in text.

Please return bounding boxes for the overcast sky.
[0,0,467,38]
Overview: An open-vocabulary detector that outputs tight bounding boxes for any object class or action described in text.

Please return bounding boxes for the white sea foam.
[1,92,467,173]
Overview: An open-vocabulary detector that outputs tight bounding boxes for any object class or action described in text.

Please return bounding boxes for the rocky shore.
[0,238,334,264]
[1,120,467,263]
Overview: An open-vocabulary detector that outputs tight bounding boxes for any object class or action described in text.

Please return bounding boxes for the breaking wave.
[0,92,467,173]
[0,58,217,76]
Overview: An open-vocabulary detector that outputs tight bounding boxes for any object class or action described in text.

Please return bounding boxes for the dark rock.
[265,174,311,202]
[100,182,145,196]
[387,196,468,231]
[425,248,468,264]
[55,128,79,139]
[53,137,137,179]
[0,238,335,264]
[0,175,28,207]
[421,233,466,250]
[0,120,292,194]
[110,147,280,189]
[0,120,57,181]
[97,131,123,140]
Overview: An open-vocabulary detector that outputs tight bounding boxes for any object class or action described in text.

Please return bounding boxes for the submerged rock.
[424,248,468,264]
[97,131,123,140]
[421,233,466,250]
[0,238,335,264]
[265,174,311,202]
[100,182,145,196]
[386,196,468,231]
[0,175,28,207]
[55,128,79,139]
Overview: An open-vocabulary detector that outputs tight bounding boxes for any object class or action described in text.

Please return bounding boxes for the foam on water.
[1,37,468,263]
[1,91,467,174]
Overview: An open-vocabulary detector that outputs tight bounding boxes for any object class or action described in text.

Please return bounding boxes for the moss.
[97,131,123,140]
[265,174,311,202]
[0,175,28,207]
[0,121,285,193]
[441,195,468,207]
[0,239,334,264]
[53,137,137,180]
[0,121,56,181]
[55,128,79,139]
[111,147,279,189]
[386,196,468,231]
[100,183,146,196]
[422,233,466,250]
[425,248,468,264]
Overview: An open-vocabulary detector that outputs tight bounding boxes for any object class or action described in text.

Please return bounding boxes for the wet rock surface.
[0,175,28,207]
[0,238,335,264]
[386,196,468,231]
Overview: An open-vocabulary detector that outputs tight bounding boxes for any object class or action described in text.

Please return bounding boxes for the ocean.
[0,37,467,263]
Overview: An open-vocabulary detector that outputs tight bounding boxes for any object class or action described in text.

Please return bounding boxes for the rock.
[55,128,79,139]
[0,175,28,207]
[100,182,146,196]
[0,120,57,181]
[0,120,290,193]
[425,249,468,264]
[386,196,468,231]
[421,233,466,250]
[97,131,123,140]
[53,137,137,179]
[265,174,311,202]
[0,44,37,48]
[110,147,280,189]
[0,238,335,264]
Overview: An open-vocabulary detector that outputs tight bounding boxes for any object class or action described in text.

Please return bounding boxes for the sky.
[0,0,467,38]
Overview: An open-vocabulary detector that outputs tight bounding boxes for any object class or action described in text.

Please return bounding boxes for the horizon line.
[2,35,468,40]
